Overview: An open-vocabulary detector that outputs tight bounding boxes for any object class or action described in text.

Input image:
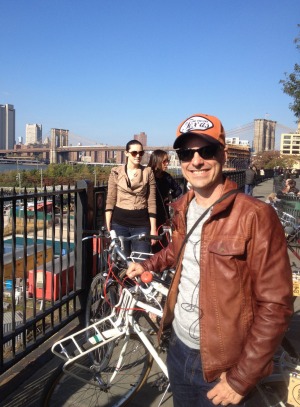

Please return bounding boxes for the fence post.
[76,180,94,311]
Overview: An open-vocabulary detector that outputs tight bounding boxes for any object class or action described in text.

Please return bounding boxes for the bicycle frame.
[52,286,169,379]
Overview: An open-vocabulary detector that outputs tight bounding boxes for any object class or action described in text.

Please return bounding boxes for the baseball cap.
[173,113,226,149]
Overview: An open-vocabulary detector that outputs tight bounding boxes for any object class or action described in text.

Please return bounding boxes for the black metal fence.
[0,171,247,374]
[274,192,300,225]
[0,181,102,374]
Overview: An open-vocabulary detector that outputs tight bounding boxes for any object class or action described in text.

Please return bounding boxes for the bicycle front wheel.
[85,273,119,370]
[44,333,153,407]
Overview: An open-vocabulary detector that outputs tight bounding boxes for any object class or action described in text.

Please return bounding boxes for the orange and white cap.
[173,113,226,149]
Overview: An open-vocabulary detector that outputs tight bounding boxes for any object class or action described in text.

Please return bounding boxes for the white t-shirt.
[173,198,211,349]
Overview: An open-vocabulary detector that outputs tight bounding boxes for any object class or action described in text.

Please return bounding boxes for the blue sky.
[0,0,299,147]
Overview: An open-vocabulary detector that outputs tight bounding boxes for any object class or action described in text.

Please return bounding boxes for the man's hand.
[207,372,244,406]
[126,262,145,279]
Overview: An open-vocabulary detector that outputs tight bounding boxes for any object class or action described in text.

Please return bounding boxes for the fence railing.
[0,171,247,375]
[0,180,103,374]
[276,192,300,221]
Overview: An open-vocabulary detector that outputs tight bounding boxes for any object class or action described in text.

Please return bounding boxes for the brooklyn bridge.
[0,120,296,167]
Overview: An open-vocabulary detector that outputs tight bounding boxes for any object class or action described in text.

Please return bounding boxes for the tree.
[280,25,300,120]
[252,150,299,169]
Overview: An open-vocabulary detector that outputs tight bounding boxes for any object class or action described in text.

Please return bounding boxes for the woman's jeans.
[167,329,248,407]
[111,223,151,257]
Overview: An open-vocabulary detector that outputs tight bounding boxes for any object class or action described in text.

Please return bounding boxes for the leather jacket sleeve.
[223,203,293,395]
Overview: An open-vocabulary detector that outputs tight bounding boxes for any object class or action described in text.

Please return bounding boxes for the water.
[0,163,47,173]
[5,237,74,256]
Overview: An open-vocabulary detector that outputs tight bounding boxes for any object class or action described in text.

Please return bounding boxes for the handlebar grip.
[147,235,163,241]
[82,229,110,238]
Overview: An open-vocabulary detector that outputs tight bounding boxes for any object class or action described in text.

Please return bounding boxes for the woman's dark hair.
[125,139,143,151]
[148,149,168,176]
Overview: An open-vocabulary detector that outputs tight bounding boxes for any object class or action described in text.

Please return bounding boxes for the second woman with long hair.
[148,149,182,252]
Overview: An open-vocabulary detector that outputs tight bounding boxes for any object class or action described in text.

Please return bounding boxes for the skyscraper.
[26,124,42,145]
[0,104,15,149]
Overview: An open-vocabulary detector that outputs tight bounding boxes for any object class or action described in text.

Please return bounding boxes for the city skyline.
[0,1,299,147]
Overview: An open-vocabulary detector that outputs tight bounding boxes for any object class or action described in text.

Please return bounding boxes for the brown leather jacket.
[141,177,293,396]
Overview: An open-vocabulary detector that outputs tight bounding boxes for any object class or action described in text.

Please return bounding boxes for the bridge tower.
[253,119,276,153]
[50,128,69,163]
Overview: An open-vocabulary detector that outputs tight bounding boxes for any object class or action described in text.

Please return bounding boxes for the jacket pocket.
[207,237,246,257]
[206,237,247,282]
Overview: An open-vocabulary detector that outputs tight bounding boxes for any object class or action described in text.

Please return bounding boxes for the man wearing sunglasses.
[127,113,293,406]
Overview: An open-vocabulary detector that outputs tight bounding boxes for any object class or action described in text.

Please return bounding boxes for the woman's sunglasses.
[176,145,219,162]
[162,159,170,164]
[128,150,145,157]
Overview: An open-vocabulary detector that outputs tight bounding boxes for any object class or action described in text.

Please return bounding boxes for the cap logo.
[180,116,213,134]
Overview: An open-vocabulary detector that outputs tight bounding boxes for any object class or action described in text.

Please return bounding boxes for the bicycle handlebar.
[82,228,171,282]
[112,232,163,242]
[82,229,167,242]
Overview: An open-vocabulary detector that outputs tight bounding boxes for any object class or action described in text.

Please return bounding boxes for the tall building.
[134,132,147,146]
[280,123,300,155]
[253,119,276,153]
[26,124,42,145]
[0,104,15,149]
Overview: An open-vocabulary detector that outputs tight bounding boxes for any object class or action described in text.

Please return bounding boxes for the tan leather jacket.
[141,177,293,396]
[105,165,156,217]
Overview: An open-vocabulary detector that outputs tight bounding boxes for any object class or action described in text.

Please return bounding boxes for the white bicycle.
[46,229,172,406]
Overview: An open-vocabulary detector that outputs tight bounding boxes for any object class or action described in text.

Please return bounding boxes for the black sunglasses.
[176,145,219,162]
[128,150,145,157]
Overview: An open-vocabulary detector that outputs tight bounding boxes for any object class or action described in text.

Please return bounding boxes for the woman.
[148,149,182,252]
[105,140,157,256]
[281,178,300,196]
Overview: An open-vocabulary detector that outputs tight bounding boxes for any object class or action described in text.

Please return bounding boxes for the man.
[127,113,293,406]
[244,165,256,195]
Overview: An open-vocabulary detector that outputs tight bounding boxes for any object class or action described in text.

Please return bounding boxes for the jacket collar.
[171,176,239,217]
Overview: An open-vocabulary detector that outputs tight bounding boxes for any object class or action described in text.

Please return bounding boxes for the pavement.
[0,178,300,407]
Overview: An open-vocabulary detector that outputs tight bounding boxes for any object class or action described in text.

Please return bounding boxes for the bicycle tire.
[253,345,300,407]
[44,333,153,407]
[85,273,119,370]
[281,335,299,359]
[256,377,290,407]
